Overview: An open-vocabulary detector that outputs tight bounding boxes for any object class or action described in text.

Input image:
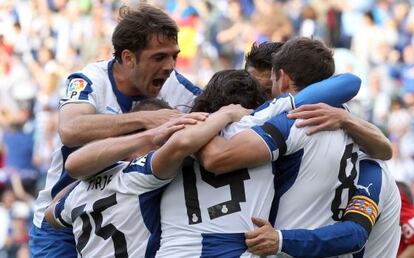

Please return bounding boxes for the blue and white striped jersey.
[278,154,401,258]
[249,112,360,230]
[157,158,274,258]
[33,59,200,228]
[157,73,362,257]
[53,152,171,258]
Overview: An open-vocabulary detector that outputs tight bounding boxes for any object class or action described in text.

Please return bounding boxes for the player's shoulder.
[252,94,294,117]
[63,60,112,101]
[81,60,110,75]
[167,70,202,95]
[67,60,110,85]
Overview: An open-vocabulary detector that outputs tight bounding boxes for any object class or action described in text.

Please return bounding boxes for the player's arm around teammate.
[45,104,250,227]
[65,112,209,180]
[287,103,392,160]
[59,103,180,147]
[150,104,251,179]
[65,104,251,180]
[198,76,390,175]
[196,73,363,174]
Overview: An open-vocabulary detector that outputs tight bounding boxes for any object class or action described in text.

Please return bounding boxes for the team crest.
[66,78,88,99]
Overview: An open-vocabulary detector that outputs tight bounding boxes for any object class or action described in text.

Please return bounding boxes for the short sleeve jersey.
[54,152,172,258]
[33,60,201,228]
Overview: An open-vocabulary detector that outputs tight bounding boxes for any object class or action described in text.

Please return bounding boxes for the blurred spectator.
[388,96,411,140]
[212,0,250,68]
[169,0,200,72]
[1,102,38,198]
[401,45,414,103]
[388,141,414,191]
[299,4,326,40]
[0,189,30,258]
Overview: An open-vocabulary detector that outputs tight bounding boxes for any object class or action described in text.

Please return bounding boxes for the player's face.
[270,68,281,98]
[246,66,273,99]
[132,34,180,97]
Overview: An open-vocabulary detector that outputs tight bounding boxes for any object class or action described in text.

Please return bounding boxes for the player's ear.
[279,69,291,93]
[121,49,136,68]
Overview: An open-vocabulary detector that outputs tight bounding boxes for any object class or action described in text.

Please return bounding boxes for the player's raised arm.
[288,103,392,160]
[65,112,209,180]
[151,104,251,179]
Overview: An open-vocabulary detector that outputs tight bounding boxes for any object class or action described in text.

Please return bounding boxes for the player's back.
[56,155,171,258]
[246,111,360,230]
[157,157,274,258]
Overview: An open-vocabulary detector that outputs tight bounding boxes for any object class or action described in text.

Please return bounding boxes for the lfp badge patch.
[66,78,88,99]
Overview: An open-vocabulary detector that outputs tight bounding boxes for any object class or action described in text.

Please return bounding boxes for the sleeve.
[120,152,172,195]
[53,183,78,228]
[294,73,361,108]
[342,159,382,234]
[60,72,97,108]
[280,220,368,258]
[158,70,202,113]
[250,112,296,161]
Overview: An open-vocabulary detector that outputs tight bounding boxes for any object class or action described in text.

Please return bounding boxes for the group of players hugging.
[28,3,407,258]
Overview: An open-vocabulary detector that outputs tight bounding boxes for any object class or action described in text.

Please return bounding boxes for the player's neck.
[112,62,142,97]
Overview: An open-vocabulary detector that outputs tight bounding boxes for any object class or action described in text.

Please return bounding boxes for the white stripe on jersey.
[55,155,172,258]
[33,60,200,228]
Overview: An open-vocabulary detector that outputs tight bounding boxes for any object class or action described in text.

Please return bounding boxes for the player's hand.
[140,109,182,129]
[218,104,253,122]
[245,217,279,256]
[151,112,209,146]
[287,103,349,135]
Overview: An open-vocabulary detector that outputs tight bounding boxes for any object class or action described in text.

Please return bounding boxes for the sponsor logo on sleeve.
[66,78,88,99]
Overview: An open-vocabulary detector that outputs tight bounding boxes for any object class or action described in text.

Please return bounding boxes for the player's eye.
[154,54,166,62]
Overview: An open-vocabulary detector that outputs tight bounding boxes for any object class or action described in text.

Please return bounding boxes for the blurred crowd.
[0,0,414,256]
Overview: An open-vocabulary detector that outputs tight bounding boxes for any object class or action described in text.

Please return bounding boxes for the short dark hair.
[191,69,267,113]
[132,98,171,112]
[245,42,284,71]
[112,4,179,63]
[272,37,335,90]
